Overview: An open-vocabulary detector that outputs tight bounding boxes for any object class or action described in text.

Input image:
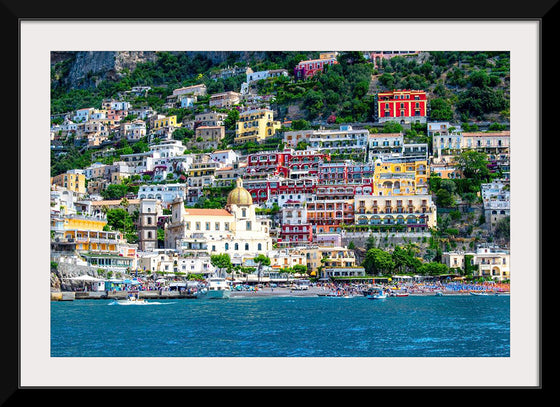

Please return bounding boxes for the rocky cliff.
[51,50,270,90]
[51,51,159,89]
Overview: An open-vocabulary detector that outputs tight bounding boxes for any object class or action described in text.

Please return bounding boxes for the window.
[215,222,220,231]
[235,243,239,250]
[196,222,200,230]
[245,243,249,250]
[225,243,229,250]
[246,221,252,230]
[242,208,247,217]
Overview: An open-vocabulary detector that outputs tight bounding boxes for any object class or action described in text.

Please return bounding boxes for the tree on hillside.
[455,150,492,183]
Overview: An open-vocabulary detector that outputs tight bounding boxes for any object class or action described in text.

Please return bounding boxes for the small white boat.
[198,277,231,299]
[367,290,387,300]
[390,291,409,297]
[116,293,149,305]
[469,291,491,296]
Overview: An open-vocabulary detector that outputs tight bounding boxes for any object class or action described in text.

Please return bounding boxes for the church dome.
[227,178,253,206]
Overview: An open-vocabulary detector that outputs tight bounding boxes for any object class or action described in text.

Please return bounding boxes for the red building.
[243,149,329,205]
[286,149,330,178]
[244,177,317,206]
[278,200,313,246]
[377,89,427,123]
[245,151,291,180]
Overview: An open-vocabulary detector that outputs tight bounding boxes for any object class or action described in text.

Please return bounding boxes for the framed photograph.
[14,6,545,395]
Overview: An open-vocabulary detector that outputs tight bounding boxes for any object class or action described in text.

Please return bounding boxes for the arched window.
[245,243,249,250]
[235,243,239,250]
[225,243,229,250]
[258,243,262,251]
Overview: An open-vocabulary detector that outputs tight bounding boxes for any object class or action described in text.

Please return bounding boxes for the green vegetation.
[362,244,450,277]
[103,206,138,243]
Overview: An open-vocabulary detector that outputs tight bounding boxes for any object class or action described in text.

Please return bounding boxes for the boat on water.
[391,292,409,297]
[198,277,231,299]
[325,292,355,298]
[469,291,491,296]
[367,290,387,300]
[115,293,149,305]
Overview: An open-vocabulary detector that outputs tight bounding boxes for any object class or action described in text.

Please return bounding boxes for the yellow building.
[51,213,122,255]
[51,172,86,194]
[372,158,429,196]
[153,115,178,129]
[299,246,358,276]
[60,215,107,232]
[354,193,437,232]
[234,108,281,144]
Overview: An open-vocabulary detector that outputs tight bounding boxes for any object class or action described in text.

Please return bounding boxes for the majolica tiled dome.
[227,178,253,206]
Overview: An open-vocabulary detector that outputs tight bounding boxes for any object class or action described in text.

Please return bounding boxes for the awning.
[68,275,104,282]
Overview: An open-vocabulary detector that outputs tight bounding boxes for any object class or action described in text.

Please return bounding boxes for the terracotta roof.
[184,209,233,217]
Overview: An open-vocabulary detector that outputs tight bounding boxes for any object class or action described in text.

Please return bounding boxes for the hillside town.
[49,51,511,292]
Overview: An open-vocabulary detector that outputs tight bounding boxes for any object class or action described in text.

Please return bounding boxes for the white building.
[110,101,131,111]
[442,244,510,281]
[137,250,215,277]
[165,178,272,266]
[121,120,147,142]
[368,133,403,161]
[149,139,186,158]
[481,181,510,228]
[138,184,187,207]
[210,149,239,166]
[120,151,155,174]
[73,108,94,123]
[307,125,370,158]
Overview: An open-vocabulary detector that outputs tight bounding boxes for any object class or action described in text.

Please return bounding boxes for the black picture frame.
[11,0,550,400]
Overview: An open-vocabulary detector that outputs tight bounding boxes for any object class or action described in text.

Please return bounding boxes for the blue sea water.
[50,295,509,357]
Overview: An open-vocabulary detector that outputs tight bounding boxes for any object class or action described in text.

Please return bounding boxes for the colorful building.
[244,150,291,180]
[164,178,272,266]
[376,89,428,124]
[153,115,178,130]
[244,176,317,207]
[234,108,281,144]
[294,54,338,80]
[51,171,86,195]
[353,193,437,232]
[299,246,361,277]
[372,157,429,196]
[278,199,313,246]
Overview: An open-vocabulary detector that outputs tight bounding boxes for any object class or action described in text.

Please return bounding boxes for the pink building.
[294,57,338,80]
